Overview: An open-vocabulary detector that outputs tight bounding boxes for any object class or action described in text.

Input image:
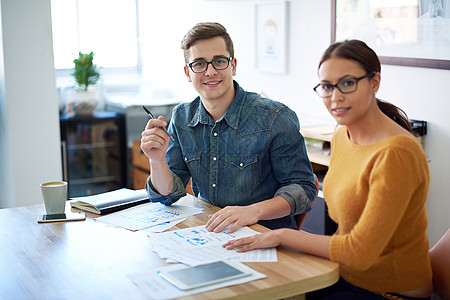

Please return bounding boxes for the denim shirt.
[146,81,316,229]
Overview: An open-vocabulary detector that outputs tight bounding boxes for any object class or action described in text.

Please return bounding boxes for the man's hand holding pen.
[141,115,171,162]
[142,106,174,141]
[141,108,176,196]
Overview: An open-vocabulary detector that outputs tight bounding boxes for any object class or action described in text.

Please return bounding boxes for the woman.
[223,40,433,299]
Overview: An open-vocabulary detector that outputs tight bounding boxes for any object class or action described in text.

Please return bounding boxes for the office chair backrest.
[429,228,450,300]
[296,174,319,230]
[186,178,193,195]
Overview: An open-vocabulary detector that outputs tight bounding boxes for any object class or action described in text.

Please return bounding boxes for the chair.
[429,228,450,300]
[186,178,193,195]
[295,174,320,230]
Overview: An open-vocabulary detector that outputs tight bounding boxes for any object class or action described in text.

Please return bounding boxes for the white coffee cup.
[40,181,68,215]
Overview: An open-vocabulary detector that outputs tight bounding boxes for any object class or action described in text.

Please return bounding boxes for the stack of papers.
[95,193,277,266]
[93,193,276,298]
[96,201,203,231]
[148,225,277,266]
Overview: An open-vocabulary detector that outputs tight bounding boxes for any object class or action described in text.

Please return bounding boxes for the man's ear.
[184,65,192,82]
[231,57,237,76]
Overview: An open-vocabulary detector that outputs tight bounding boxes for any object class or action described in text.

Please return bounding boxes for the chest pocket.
[225,155,259,194]
[183,151,201,181]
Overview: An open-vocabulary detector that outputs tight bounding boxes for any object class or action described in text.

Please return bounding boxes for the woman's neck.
[346,109,414,146]
[346,108,392,145]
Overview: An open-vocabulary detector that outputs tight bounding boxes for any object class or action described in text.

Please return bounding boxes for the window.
[51,0,140,71]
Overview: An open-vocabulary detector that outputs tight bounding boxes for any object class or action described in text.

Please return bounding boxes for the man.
[141,22,316,233]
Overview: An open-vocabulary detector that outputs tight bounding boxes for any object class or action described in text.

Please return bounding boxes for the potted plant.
[73,51,100,92]
[67,51,102,115]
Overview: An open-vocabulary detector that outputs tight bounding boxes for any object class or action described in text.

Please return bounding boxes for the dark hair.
[180,22,234,63]
[318,40,411,132]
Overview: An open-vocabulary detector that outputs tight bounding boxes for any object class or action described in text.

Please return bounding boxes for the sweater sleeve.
[329,145,425,271]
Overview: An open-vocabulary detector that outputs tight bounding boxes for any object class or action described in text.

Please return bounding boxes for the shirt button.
[213,132,218,137]
[213,157,217,161]
[240,163,243,167]
[184,157,187,161]
[212,183,216,188]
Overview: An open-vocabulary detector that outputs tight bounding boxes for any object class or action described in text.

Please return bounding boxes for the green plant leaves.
[72,51,100,91]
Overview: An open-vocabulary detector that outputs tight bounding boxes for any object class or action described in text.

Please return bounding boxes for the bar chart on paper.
[148,225,277,266]
[97,201,203,231]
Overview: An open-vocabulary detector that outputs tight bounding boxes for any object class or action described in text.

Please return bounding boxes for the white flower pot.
[66,86,101,115]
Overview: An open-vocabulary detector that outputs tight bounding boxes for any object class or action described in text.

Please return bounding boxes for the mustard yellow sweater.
[324,126,432,292]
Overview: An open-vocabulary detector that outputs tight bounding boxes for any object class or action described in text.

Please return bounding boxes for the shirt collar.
[188,81,245,130]
[188,100,211,127]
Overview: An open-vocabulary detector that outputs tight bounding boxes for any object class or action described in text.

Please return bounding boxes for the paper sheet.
[229,247,278,262]
[96,202,203,231]
[148,225,277,265]
[163,245,240,266]
[127,262,266,300]
[140,218,188,234]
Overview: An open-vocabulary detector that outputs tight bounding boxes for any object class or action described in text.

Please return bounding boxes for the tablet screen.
[159,261,251,290]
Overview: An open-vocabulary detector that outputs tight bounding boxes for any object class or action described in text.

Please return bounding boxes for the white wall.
[139,0,449,246]
[380,65,450,248]
[0,0,62,208]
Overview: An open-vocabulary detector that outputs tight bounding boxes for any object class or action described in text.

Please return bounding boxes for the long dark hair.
[318,40,411,132]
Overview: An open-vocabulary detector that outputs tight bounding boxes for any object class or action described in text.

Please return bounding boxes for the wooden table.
[0,196,339,299]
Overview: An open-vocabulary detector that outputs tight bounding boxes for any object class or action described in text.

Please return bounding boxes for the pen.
[143,105,174,141]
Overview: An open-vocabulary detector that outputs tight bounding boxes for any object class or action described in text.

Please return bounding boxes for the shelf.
[67,142,118,150]
[69,176,118,185]
[307,151,331,167]
[301,125,336,143]
[301,125,336,167]
[67,141,118,150]
[301,120,426,167]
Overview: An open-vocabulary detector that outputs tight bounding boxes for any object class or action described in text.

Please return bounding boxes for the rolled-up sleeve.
[275,183,312,215]
[270,107,317,215]
[145,172,186,205]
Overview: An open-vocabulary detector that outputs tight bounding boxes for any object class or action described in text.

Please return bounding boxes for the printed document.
[148,225,277,265]
[96,202,203,231]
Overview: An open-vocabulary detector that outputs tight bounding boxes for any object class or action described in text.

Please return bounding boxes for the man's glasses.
[187,57,232,73]
[313,71,376,98]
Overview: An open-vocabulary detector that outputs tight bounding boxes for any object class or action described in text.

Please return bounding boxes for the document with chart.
[148,225,277,266]
[96,202,203,231]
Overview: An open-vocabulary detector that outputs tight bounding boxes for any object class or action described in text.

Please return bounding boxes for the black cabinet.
[60,112,127,198]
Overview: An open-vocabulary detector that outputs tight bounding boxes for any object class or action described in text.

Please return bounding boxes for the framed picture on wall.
[254,1,289,74]
[332,0,450,69]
